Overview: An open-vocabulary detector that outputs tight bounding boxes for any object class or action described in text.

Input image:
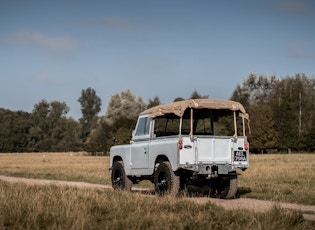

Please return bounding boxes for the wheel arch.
[154,154,169,167]
[112,155,123,165]
[154,154,180,172]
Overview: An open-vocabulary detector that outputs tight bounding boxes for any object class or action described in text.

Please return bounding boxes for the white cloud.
[5,29,80,54]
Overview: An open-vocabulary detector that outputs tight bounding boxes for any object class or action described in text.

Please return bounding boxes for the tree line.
[1,73,315,154]
[231,73,315,153]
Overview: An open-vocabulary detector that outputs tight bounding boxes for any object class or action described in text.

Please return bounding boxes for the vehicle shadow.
[131,186,252,198]
[131,188,155,195]
[237,187,252,196]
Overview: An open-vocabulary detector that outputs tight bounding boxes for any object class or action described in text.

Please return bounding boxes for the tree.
[147,96,161,109]
[28,100,52,151]
[231,73,315,152]
[248,104,278,152]
[189,90,208,99]
[101,89,146,149]
[106,89,146,121]
[28,100,81,152]
[83,117,111,155]
[230,74,280,152]
[230,73,277,109]
[173,97,185,102]
[0,109,32,152]
[78,87,101,140]
[270,74,315,151]
[110,116,137,145]
[230,84,250,110]
[0,99,83,153]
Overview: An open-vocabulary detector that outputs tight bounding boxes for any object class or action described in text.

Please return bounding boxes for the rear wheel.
[111,161,132,191]
[154,161,180,196]
[215,176,238,199]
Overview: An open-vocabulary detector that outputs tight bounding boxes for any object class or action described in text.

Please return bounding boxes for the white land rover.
[109,98,250,198]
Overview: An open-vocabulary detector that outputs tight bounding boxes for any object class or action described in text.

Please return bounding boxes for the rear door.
[196,137,232,163]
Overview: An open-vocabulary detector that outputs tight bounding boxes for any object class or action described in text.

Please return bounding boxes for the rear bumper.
[179,163,248,175]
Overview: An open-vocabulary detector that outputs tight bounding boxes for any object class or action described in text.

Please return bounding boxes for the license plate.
[234,151,247,161]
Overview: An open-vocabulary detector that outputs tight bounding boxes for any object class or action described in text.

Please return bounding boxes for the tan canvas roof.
[141,98,248,118]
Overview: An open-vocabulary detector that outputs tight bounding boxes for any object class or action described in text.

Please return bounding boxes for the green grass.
[1,181,314,230]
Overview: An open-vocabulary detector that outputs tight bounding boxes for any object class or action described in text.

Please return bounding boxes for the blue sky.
[1,0,314,119]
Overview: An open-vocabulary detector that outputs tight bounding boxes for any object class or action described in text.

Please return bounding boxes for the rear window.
[152,109,246,137]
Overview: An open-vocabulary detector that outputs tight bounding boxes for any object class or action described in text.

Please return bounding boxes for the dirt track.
[1,175,314,221]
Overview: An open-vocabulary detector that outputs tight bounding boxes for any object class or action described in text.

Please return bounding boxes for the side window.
[154,117,179,137]
[135,116,151,136]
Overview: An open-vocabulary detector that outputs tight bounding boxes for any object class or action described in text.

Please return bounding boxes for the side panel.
[179,136,195,164]
[148,137,179,173]
[110,144,131,172]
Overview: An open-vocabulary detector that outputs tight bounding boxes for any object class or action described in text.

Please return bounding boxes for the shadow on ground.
[131,186,253,199]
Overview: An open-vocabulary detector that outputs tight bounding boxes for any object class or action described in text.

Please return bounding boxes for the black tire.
[215,176,238,199]
[154,161,180,196]
[111,161,132,191]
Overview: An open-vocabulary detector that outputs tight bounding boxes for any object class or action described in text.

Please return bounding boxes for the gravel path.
[1,175,314,221]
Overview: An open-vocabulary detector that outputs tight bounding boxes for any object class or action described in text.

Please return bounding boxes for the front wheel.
[111,161,132,191]
[154,161,180,196]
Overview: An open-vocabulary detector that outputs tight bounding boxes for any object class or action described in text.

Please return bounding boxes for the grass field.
[0,152,314,205]
[1,152,315,229]
[239,153,315,205]
[1,181,314,229]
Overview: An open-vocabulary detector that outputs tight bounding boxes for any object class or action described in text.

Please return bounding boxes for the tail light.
[244,141,249,151]
[178,139,183,150]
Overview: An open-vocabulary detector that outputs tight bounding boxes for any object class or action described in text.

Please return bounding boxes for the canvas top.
[140,98,248,118]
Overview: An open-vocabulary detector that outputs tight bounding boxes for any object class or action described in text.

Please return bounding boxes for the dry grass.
[0,152,109,185]
[1,152,315,229]
[239,154,315,205]
[1,181,314,230]
[0,152,315,205]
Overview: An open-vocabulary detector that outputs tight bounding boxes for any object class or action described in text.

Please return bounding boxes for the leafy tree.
[102,90,146,148]
[78,87,101,140]
[189,90,208,99]
[84,117,111,155]
[231,73,315,152]
[106,89,146,121]
[173,97,185,102]
[230,84,250,110]
[270,74,315,151]
[0,109,32,152]
[85,89,145,154]
[28,100,52,151]
[110,116,137,145]
[231,73,277,108]
[147,96,161,109]
[49,117,81,152]
[0,99,81,153]
[28,100,81,152]
[248,104,278,152]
